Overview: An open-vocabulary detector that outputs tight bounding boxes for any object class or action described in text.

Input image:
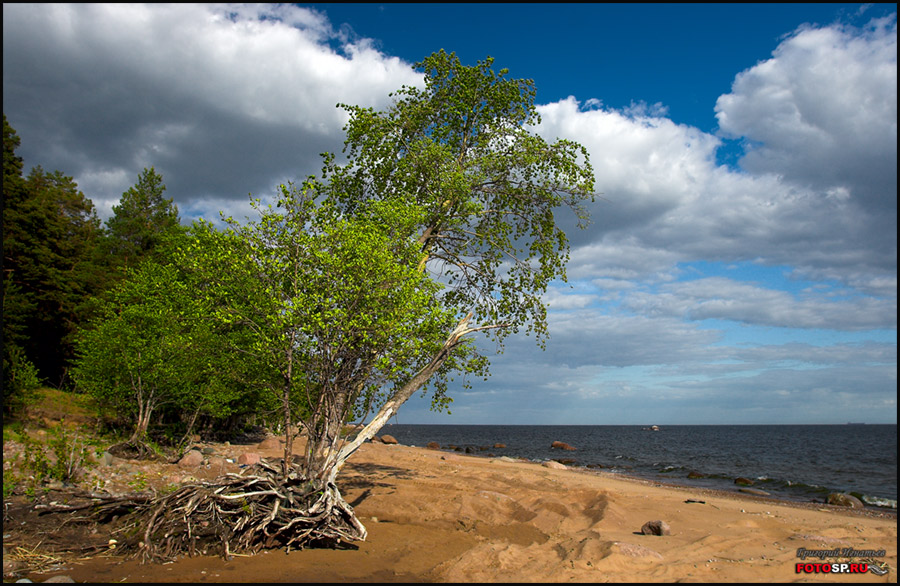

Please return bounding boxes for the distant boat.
[642,425,660,431]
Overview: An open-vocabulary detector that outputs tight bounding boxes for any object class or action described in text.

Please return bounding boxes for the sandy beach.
[13,437,898,583]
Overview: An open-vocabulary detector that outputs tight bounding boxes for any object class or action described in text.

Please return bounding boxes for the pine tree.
[104,166,183,271]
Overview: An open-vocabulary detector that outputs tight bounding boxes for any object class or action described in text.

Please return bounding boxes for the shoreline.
[14,438,897,583]
[396,441,899,516]
[380,423,898,512]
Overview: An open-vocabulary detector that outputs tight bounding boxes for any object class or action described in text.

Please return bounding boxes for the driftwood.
[37,459,367,563]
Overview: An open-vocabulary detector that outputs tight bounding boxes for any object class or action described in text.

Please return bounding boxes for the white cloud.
[715,16,897,210]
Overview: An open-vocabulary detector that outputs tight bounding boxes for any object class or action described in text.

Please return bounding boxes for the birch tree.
[323,50,595,472]
[112,51,594,559]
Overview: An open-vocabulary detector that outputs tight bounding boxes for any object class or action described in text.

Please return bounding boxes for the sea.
[377,424,898,511]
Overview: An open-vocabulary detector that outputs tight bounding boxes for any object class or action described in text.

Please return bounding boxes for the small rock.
[640,520,671,536]
[734,477,754,486]
[101,451,116,466]
[493,443,506,449]
[380,435,398,445]
[426,442,441,450]
[201,447,216,455]
[687,471,705,479]
[43,576,76,583]
[237,452,261,466]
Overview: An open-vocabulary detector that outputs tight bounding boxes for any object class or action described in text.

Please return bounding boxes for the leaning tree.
[99,50,594,562]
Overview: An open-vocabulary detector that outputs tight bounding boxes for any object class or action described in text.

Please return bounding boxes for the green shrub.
[2,345,42,417]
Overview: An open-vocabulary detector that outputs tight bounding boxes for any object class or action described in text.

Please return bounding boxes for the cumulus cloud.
[2,3,421,221]
[715,16,897,212]
[536,14,896,292]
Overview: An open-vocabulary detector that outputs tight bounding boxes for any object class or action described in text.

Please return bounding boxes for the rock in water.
[550,441,576,451]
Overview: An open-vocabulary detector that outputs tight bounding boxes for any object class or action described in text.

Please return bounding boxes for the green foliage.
[3,470,17,500]
[326,50,595,351]
[8,426,85,498]
[72,252,266,444]
[74,261,203,441]
[46,424,87,483]
[179,182,460,474]
[2,343,42,417]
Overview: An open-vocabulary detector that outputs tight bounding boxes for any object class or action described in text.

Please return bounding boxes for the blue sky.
[3,4,896,424]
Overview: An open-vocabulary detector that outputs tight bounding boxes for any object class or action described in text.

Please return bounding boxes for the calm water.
[378,424,898,509]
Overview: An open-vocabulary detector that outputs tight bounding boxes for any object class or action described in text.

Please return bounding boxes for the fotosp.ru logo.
[795,547,889,575]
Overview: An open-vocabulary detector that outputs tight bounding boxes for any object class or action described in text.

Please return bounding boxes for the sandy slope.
[21,438,898,583]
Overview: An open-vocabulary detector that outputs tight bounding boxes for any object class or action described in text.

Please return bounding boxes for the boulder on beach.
[826,492,864,508]
[734,477,754,486]
[380,434,399,445]
[256,437,281,451]
[237,452,261,466]
[426,442,441,450]
[177,449,203,468]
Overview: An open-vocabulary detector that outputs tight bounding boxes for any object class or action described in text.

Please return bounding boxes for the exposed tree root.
[78,459,367,563]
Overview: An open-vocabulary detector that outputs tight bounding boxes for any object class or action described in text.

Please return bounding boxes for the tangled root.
[91,459,367,563]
